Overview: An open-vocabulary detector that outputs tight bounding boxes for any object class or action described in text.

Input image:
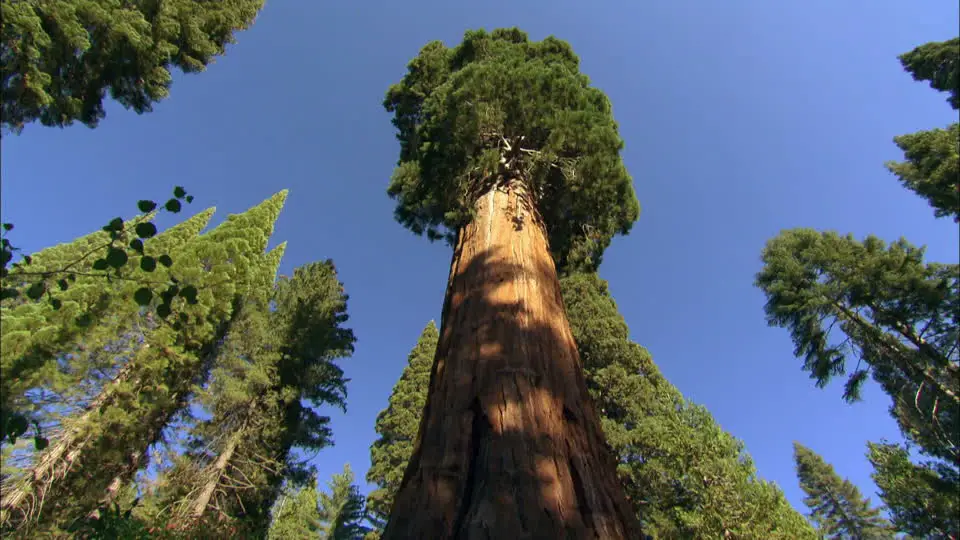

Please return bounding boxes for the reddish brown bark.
[382,179,641,539]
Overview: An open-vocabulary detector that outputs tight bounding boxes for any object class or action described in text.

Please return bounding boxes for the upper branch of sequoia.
[384,27,640,272]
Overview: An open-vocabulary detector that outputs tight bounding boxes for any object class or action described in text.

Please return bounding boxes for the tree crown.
[385,27,639,271]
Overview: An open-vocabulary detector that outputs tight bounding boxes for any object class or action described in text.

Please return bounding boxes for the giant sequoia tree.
[381,28,641,538]
[369,277,817,538]
[1,0,265,133]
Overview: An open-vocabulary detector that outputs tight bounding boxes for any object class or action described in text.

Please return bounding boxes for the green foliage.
[365,321,438,533]
[886,122,959,223]
[317,464,371,540]
[384,27,639,271]
[898,38,959,110]
[0,192,290,534]
[150,257,355,535]
[793,442,893,539]
[268,480,322,539]
[886,37,960,222]
[1,0,265,133]
[0,187,202,446]
[560,272,817,539]
[867,440,959,538]
[755,229,960,466]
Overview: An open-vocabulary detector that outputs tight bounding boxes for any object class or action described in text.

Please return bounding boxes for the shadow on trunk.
[384,242,640,539]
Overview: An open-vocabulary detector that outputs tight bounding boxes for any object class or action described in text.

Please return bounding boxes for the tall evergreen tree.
[381,28,641,538]
[561,272,815,539]
[885,37,959,222]
[867,440,960,539]
[0,192,289,534]
[317,464,371,540]
[156,259,355,536]
[268,479,322,540]
[793,442,893,539]
[1,0,265,133]
[755,229,959,467]
[365,321,437,534]
[1,186,201,446]
[1,212,161,432]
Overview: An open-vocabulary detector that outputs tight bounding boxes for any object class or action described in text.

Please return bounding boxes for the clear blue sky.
[2,0,958,521]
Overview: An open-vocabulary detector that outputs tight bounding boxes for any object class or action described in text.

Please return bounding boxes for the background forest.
[0,1,957,539]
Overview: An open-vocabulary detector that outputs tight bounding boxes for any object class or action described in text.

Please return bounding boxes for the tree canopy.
[1,0,264,132]
[384,27,639,271]
[885,37,959,222]
[793,442,892,539]
[755,229,959,467]
[561,272,816,538]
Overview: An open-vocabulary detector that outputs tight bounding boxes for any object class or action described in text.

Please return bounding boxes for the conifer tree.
[867,440,960,539]
[365,321,437,534]
[1,213,159,434]
[1,186,200,446]
[793,442,893,539]
[317,464,371,540]
[1,0,265,133]
[561,272,815,539]
[0,192,289,534]
[381,28,640,538]
[268,479,322,540]
[885,37,959,222]
[755,229,959,467]
[158,258,355,536]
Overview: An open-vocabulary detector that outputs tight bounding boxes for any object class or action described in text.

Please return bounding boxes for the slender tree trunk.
[382,177,641,539]
[186,428,245,522]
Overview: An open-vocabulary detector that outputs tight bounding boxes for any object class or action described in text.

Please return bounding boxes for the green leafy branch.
[0,186,198,447]
[1,186,197,319]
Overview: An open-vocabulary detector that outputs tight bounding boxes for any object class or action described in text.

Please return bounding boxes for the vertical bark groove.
[382,179,640,539]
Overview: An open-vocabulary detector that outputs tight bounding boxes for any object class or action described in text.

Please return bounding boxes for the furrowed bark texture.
[382,179,641,539]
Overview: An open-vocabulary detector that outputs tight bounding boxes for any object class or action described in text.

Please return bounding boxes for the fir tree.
[1,186,200,446]
[157,258,355,536]
[0,192,288,534]
[365,321,437,533]
[317,464,371,540]
[1,212,160,430]
[268,479,322,540]
[885,37,959,222]
[867,440,960,539]
[381,28,640,538]
[755,229,959,467]
[1,0,265,133]
[793,442,893,539]
[561,272,816,539]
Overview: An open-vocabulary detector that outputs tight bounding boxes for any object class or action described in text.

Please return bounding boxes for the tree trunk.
[382,178,641,539]
[185,427,244,522]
